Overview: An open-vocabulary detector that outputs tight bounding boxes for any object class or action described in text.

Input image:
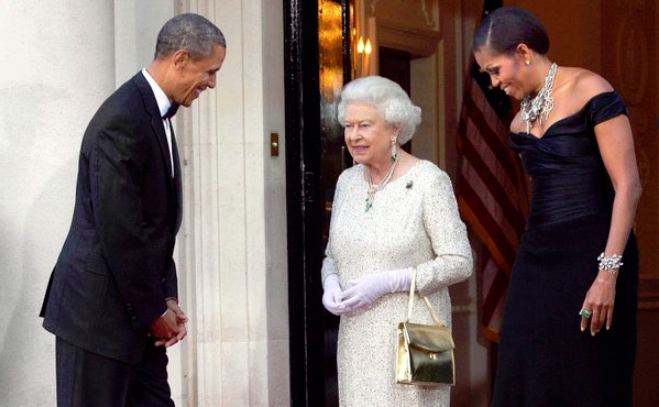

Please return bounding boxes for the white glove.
[322,274,347,316]
[339,268,412,312]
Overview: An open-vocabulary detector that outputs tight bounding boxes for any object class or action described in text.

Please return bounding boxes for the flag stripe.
[464,89,518,182]
[479,248,509,328]
[459,127,526,235]
[462,157,522,248]
[457,0,527,342]
[481,327,501,343]
[482,262,509,326]
[457,181,517,272]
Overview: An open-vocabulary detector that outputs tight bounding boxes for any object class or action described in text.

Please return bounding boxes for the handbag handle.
[406,267,443,326]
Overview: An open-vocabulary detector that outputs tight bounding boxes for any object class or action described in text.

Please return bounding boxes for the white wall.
[0,1,115,405]
[0,0,289,405]
[114,0,175,86]
[176,0,289,404]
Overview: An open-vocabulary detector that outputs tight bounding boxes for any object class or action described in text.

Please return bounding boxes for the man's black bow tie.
[163,103,179,119]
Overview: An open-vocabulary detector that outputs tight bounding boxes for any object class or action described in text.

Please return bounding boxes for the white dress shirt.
[141,68,175,176]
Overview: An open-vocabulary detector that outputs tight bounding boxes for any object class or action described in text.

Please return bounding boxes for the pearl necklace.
[365,156,398,212]
[520,62,558,134]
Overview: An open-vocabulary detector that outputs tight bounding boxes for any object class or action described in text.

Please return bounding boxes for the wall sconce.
[355,36,372,76]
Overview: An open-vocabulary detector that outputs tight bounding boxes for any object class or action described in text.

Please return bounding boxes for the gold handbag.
[396,269,456,386]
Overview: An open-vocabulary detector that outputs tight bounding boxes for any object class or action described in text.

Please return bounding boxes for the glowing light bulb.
[357,37,364,54]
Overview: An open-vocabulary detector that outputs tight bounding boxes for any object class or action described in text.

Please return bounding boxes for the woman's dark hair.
[473,7,549,56]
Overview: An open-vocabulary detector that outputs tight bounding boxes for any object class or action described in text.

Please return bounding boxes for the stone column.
[175,0,289,405]
[0,1,114,405]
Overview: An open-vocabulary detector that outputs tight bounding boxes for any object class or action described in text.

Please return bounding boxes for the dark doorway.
[379,46,411,95]
[284,0,353,405]
[379,46,412,152]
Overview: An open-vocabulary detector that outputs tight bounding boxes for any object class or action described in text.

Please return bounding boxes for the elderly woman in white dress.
[321,75,473,406]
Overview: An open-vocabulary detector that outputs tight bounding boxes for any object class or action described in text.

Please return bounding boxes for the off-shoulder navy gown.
[492,92,639,407]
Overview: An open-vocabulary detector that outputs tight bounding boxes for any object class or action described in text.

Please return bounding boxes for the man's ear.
[173,49,189,69]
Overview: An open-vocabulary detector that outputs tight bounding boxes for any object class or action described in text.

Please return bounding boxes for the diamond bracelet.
[597,253,623,276]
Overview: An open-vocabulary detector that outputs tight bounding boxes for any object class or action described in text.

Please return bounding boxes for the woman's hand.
[339,268,411,312]
[580,271,617,335]
[322,274,348,315]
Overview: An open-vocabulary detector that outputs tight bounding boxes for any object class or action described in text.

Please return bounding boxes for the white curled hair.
[337,76,422,144]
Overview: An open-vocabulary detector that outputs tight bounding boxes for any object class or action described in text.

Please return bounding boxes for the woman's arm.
[321,173,346,283]
[596,114,642,257]
[415,169,473,297]
[582,113,641,335]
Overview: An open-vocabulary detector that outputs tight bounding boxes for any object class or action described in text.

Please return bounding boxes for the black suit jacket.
[41,72,182,364]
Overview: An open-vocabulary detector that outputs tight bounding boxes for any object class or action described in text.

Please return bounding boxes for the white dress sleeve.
[321,172,344,283]
[415,168,473,296]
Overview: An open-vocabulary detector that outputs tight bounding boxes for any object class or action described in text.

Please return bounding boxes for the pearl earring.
[525,60,530,66]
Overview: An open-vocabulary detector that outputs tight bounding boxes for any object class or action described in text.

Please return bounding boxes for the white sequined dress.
[322,160,473,407]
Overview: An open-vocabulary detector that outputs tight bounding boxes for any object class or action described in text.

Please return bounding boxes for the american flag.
[456,0,529,342]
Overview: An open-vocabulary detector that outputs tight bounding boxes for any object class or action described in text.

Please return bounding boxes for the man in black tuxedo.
[40,13,226,406]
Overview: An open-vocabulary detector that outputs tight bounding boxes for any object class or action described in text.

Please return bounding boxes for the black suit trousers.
[56,337,174,407]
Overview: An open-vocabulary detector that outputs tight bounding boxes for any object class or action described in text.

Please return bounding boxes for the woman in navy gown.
[473,7,641,406]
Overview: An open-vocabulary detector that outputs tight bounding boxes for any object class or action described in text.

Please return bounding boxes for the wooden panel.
[367,0,439,31]
[601,1,659,405]
[600,0,659,303]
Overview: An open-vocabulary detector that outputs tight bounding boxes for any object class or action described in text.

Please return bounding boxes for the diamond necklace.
[520,62,558,134]
[364,155,398,212]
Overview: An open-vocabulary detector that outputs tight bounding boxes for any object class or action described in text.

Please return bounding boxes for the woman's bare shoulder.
[510,110,525,134]
[562,67,614,104]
